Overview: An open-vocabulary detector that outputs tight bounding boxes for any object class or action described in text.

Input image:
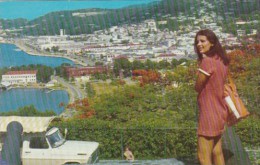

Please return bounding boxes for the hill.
[0,0,259,36]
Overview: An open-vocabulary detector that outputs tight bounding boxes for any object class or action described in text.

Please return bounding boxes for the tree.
[0,105,56,116]
[36,65,54,83]
[171,59,179,68]
[178,58,188,65]
[85,82,96,98]
[132,60,145,70]
[227,50,247,75]
[132,69,161,86]
[144,59,157,70]
[158,60,171,69]
[51,46,59,52]
[113,58,132,77]
[67,98,95,119]
[55,63,71,80]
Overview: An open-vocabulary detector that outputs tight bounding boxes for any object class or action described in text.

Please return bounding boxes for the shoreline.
[0,40,87,67]
[0,39,85,118]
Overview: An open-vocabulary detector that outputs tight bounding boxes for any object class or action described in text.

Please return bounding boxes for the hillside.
[0,0,259,36]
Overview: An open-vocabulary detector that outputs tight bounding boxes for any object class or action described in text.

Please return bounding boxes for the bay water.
[0,88,69,115]
[0,43,74,68]
[0,44,73,114]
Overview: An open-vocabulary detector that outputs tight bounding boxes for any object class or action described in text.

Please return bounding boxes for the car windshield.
[46,130,65,148]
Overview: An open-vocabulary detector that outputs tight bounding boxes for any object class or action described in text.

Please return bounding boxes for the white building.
[153,53,176,63]
[250,29,257,35]
[1,70,37,85]
[237,30,246,36]
[145,19,157,32]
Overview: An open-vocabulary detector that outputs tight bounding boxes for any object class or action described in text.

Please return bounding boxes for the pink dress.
[197,55,228,137]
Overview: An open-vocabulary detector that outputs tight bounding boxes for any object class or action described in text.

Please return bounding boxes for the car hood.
[55,140,99,154]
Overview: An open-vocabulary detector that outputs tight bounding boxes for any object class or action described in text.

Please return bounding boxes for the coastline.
[0,39,81,118]
[0,40,87,67]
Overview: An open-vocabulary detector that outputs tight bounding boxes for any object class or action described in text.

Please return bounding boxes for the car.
[0,116,99,165]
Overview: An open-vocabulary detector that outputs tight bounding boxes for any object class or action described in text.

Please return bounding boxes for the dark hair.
[194,29,229,65]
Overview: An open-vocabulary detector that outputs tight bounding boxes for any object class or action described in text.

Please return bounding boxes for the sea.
[0,0,161,20]
[0,88,69,115]
[0,43,74,68]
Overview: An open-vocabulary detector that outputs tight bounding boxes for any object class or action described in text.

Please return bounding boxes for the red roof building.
[65,66,107,77]
[4,70,37,75]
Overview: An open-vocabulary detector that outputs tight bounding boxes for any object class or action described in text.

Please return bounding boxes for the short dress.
[197,55,228,137]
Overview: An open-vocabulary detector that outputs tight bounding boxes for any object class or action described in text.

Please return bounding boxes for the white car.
[0,116,99,165]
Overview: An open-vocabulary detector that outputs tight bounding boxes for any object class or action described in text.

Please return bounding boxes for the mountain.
[0,0,259,36]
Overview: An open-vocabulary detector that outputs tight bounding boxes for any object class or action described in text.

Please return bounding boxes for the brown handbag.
[224,74,250,126]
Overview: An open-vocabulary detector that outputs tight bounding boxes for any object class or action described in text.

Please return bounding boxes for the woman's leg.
[197,136,214,165]
[212,136,225,165]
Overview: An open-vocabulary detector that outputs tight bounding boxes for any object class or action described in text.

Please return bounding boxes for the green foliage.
[235,116,260,147]
[158,60,171,70]
[52,119,197,160]
[113,58,132,77]
[132,60,145,70]
[85,82,96,98]
[0,67,9,81]
[36,65,54,83]
[51,46,59,52]
[92,84,180,123]
[144,59,157,70]
[91,73,108,81]
[0,105,56,116]
[55,63,71,79]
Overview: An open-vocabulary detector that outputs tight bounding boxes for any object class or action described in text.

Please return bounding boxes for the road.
[53,76,83,102]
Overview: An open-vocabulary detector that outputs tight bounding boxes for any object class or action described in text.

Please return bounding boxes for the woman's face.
[196,35,213,54]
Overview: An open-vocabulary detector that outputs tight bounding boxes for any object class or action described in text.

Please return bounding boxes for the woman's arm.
[195,72,209,93]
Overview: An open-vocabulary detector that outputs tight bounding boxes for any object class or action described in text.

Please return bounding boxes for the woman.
[194,29,229,165]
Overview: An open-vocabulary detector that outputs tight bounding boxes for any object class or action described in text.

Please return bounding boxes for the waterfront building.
[1,70,37,85]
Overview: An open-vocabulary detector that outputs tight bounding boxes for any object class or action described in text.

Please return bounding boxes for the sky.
[0,0,161,20]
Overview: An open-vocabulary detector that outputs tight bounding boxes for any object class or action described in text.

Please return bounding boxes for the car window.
[29,137,49,149]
